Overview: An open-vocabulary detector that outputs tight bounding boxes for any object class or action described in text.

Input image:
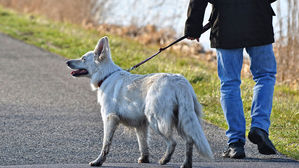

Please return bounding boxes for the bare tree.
[275,0,299,85]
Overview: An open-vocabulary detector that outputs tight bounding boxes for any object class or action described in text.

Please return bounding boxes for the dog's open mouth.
[71,69,88,77]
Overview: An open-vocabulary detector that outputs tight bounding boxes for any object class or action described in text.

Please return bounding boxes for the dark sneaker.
[248,127,277,155]
[222,141,245,159]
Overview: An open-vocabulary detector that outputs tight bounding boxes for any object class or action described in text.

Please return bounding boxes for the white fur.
[67,36,214,167]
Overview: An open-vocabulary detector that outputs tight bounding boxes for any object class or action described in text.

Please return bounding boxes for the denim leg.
[217,48,246,144]
[245,44,277,134]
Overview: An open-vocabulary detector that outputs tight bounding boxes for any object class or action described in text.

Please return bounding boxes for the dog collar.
[98,69,121,88]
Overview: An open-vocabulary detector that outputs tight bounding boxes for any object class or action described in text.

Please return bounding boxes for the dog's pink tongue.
[71,69,88,76]
[71,70,78,75]
[71,69,81,75]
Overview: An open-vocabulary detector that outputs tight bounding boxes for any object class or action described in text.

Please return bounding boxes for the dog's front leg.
[89,114,120,167]
[135,125,149,163]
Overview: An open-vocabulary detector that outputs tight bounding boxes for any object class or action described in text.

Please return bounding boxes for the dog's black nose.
[66,61,70,66]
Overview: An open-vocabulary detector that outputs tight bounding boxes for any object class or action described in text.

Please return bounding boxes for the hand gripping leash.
[126,22,211,72]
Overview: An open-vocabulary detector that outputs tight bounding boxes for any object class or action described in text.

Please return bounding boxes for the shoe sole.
[222,153,245,159]
[248,131,276,155]
[231,153,246,159]
[222,150,245,159]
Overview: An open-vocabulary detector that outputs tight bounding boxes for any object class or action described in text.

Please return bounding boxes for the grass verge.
[0,6,298,160]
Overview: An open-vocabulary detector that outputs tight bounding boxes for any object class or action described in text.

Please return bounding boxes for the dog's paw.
[89,159,103,167]
[159,156,171,165]
[180,162,192,168]
[138,155,149,163]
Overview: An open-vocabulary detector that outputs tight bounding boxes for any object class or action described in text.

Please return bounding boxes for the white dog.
[66,36,214,168]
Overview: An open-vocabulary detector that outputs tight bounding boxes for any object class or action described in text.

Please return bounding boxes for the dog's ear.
[94,36,110,61]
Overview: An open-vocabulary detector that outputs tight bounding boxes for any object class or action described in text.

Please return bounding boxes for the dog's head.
[66,36,113,78]
[67,36,120,90]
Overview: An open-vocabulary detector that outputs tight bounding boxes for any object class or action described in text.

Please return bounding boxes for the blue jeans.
[216,44,277,144]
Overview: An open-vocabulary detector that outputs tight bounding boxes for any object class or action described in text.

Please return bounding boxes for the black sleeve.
[184,0,208,38]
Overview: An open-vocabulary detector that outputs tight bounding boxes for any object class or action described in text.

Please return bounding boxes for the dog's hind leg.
[145,96,177,165]
[159,133,176,165]
[181,139,193,168]
[154,117,177,166]
[146,106,176,164]
[89,114,120,167]
[135,124,150,163]
[147,115,176,165]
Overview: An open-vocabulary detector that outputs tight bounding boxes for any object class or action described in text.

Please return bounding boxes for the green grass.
[0,6,298,160]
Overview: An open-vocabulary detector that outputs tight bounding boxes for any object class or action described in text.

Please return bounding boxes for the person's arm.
[184,0,208,40]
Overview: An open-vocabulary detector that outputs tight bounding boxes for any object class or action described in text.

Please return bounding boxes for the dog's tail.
[177,86,214,160]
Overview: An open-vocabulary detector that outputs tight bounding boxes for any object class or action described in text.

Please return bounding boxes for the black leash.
[126,22,212,72]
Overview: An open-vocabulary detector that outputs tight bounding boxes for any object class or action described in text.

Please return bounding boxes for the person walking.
[185,0,277,159]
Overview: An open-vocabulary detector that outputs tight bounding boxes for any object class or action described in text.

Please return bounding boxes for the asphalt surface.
[0,33,298,168]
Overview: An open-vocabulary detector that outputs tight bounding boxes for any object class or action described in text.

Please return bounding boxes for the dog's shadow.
[101,163,176,168]
[98,158,298,168]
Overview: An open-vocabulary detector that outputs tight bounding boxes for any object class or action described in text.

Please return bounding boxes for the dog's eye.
[82,57,86,62]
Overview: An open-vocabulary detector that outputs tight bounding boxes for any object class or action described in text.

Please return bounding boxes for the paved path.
[0,33,298,167]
